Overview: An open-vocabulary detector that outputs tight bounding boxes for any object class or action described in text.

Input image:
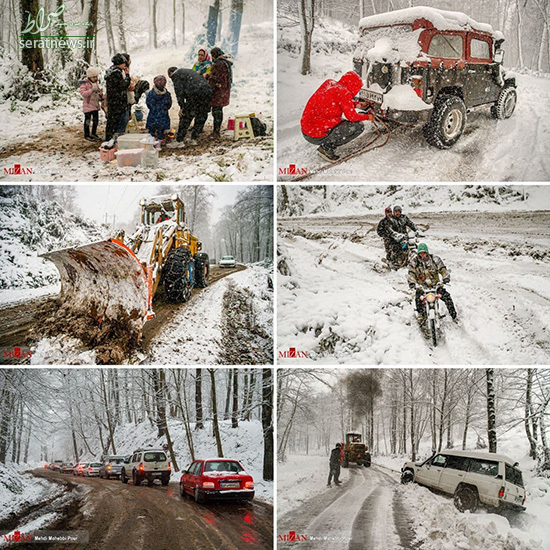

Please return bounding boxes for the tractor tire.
[423,95,466,149]
[194,253,210,289]
[491,86,517,120]
[164,248,193,303]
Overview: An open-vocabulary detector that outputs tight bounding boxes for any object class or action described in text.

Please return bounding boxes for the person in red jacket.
[301,71,373,162]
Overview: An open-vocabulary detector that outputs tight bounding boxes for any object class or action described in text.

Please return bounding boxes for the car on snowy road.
[83,462,102,477]
[73,462,89,476]
[219,256,237,268]
[179,458,255,504]
[61,463,74,474]
[99,455,125,479]
[353,7,517,148]
[121,448,171,486]
[401,449,526,512]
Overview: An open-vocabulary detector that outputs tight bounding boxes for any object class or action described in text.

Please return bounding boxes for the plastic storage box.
[117,134,147,150]
[115,148,143,167]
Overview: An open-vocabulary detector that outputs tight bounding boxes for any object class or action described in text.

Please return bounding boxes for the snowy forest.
[278,368,550,548]
[0,0,274,181]
[284,0,550,74]
[0,368,273,484]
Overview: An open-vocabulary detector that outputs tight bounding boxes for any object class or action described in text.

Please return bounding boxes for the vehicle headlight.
[202,481,215,489]
[426,293,436,303]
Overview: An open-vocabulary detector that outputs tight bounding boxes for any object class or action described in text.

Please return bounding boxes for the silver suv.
[401,449,525,512]
[99,455,126,479]
[120,448,171,486]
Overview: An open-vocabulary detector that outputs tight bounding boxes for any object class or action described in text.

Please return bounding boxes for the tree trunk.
[262,369,273,481]
[180,0,185,44]
[172,0,177,47]
[486,368,497,453]
[299,0,315,75]
[20,0,44,73]
[104,0,116,56]
[100,370,117,454]
[115,0,127,52]
[525,368,537,458]
[209,370,224,458]
[232,368,239,428]
[173,369,195,461]
[83,0,99,64]
[195,369,204,429]
[228,0,244,57]
[224,369,233,420]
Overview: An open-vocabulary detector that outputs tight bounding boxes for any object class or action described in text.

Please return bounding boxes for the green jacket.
[408,253,449,287]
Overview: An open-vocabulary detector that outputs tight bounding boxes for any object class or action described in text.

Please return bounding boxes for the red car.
[179,459,255,504]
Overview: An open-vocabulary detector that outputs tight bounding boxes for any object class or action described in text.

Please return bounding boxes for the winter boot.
[317,146,340,162]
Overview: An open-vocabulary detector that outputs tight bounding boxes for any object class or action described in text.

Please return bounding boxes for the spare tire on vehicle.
[423,95,466,149]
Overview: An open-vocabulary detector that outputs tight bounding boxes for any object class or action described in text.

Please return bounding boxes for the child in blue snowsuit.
[146,75,172,141]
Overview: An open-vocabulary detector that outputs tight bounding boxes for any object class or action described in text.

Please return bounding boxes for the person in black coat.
[327,443,342,487]
[104,53,131,141]
[377,206,401,264]
[168,67,213,142]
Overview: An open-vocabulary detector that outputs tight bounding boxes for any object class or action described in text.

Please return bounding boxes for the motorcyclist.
[392,205,418,238]
[327,443,342,487]
[408,243,457,321]
[376,206,401,264]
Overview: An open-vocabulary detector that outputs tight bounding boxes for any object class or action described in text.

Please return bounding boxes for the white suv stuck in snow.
[401,449,526,512]
[121,448,171,486]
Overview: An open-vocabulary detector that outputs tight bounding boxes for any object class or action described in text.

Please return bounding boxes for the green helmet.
[417,243,429,254]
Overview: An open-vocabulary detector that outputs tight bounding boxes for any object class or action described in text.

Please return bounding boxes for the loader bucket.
[41,239,154,331]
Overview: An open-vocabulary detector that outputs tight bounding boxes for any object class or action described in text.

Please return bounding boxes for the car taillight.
[88,467,92,471]
[245,481,254,489]
[202,481,215,489]
[107,465,111,470]
[411,76,423,97]
[426,293,436,303]
[139,463,144,472]
[168,463,171,471]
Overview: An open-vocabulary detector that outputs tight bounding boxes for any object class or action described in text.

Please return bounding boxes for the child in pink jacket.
[79,67,104,142]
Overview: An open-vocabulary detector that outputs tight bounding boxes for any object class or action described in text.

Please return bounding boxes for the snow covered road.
[278,464,415,549]
[278,211,550,365]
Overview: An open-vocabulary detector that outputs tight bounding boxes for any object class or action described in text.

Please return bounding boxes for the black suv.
[353,7,517,148]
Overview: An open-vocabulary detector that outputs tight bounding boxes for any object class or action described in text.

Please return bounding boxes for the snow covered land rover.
[353,7,517,148]
[401,449,526,512]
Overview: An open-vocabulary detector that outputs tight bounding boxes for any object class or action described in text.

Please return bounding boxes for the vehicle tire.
[454,486,479,512]
[161,476,169,486]
[423,95,467,149]
[121,469,128,484]
[147,479,154,487]
[401,470,414,484]
[105,474,110,480]
[133,471,142,487]
[491,86,517,120]
[430,318,438,347]
[180,482,186,497]
[194,488,205,504]
[164,248,193,303]
[194,253,210,288]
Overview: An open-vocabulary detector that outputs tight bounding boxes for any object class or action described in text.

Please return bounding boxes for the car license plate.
[357,88,383,104]
[515,495,523,502]
[221,482,240,488]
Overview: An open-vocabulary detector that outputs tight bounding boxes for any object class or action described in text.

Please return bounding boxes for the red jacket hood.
[338,71,363,96]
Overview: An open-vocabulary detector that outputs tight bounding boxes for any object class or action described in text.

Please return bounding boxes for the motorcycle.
[382,232,423,270]
[417,285,446,347]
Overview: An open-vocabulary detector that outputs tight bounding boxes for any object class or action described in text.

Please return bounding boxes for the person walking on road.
[327,443,342,487]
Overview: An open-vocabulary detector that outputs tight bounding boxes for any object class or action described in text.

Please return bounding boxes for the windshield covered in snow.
[354,25,424,64]
[204,461,244,473]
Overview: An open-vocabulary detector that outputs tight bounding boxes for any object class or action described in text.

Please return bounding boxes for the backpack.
[250,116,267,137]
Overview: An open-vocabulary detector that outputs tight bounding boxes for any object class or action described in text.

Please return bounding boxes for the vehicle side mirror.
[494,51,504,63]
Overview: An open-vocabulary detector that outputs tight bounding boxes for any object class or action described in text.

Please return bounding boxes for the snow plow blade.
[41,239,154,330]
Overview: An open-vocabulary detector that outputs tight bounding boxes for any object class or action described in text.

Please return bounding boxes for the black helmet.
[393,205,402,213]
[335,443,341,448]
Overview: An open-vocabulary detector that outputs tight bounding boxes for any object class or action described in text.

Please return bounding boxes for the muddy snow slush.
[353,7,517,148]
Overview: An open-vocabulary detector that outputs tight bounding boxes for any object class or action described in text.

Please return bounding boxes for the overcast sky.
[73,184,249,226]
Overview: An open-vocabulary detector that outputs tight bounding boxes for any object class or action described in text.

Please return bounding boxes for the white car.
[120,448,171,486]
[401,449,525,512]
[219,256,236,268]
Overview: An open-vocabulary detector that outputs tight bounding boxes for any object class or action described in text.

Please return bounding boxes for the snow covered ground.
[279,427,550,549]
[0,22,273,182]
[277,17,550,181]
[277,186,550,365]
